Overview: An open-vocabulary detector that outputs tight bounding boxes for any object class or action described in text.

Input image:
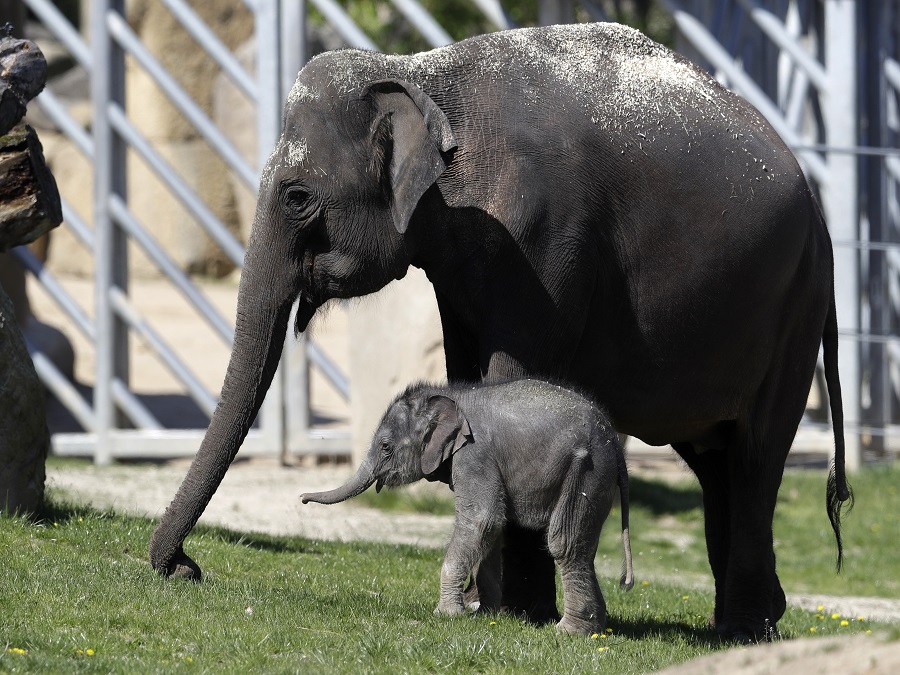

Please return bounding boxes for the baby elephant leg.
[436,517,503,617]
[547,459,612,635]
[553,553,606,636]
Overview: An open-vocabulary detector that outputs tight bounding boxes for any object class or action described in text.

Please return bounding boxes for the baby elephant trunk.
[300,461,376,505]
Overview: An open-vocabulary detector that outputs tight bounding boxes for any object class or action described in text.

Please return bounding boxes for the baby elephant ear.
[421,395,473,476]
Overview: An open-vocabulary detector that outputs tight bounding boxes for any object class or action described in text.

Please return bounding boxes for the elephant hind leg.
[547,460,611,636]
[673,443,731,628]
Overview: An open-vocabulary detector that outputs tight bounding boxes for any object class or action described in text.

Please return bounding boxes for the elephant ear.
[421,395,473,477]
[365,79,457,234]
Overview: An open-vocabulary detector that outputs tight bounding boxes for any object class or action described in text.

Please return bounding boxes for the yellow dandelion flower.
[831,613,841,620]
[597,646,608,652]
[816,614,825,620]
[858,616,865,621]
[7,648,27,655]
[809,627,817,633]
[86,649,95,656]
[817,605,825,611]
[606,628,613,633]
[866,630,873,635]
[641,580,650,586]
[600,634,607,639]
[590,633,599,639]
[682,595,689,600]
[490,621,497,626]
[186,657,193,663]
[840,620,849,626]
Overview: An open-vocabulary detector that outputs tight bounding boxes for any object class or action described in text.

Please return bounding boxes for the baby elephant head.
[301,387,473,506]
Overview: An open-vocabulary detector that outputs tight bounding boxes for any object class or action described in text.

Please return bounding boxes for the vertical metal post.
[824,0,861,470]
[255,0,287,456]
[92,0,129,464]
[281,0,306,103]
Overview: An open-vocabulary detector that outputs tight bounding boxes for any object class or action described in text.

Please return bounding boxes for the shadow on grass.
[31,495,324,557]
[629,476,703,515]
[191,522,325,556]
[611,614,720,647]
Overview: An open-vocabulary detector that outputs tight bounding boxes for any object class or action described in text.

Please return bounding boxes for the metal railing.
[20,0,513,463]
[21,0,349,462]
[20,0,898,467]
[660,0,900,467]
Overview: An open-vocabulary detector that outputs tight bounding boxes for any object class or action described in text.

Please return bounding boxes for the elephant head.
[300,388,473,505]
[149,59,458,577]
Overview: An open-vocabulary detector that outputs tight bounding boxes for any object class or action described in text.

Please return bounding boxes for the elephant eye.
[281,185,314,219]
[380,440,392,456]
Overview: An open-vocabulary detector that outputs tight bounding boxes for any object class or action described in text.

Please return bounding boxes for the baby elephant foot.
[434,601,466,617]
[556,615,602,637]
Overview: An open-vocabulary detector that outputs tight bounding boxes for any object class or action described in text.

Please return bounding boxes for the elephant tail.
[823,287,854,572]
[616,441,634,590]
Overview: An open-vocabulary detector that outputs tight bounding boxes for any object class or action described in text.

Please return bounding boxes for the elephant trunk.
[300,460,376,505]
[149,223,314,577]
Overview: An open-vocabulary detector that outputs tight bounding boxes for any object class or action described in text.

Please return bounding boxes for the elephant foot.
[555,615,601,637]
[434,599,466,617]
[716,618,779,644]
[166,550,202,581]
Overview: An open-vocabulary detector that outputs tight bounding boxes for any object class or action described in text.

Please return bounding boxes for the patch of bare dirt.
[658,632,900,675]
[46,457,453,548]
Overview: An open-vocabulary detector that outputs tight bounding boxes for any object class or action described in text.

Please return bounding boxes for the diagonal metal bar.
[108,286,219,418]
[105,9,258,189]
[734,0,829,91]
[28,347,97,432]
[388,0,453,47]
[111,378,164,430]
[885,57,900,94]
[12,248,95,340]
[61,198,95,252]
[23,0,92,69]
[658,0,829,185]
[108,194,235,345]
[107,103,246,268]
[34,88,94,160]
[308,0,380,51]
[161,0,258,100]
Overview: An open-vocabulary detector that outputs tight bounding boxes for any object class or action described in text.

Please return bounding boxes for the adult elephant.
[150,23,851,641]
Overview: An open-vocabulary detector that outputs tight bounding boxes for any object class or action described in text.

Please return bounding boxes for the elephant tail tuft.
[823,286,854,572]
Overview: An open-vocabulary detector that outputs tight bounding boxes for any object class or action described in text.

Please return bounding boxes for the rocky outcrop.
[0,34,61,514]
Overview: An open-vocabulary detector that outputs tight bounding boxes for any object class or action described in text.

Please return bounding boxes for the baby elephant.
[301,379,634,635]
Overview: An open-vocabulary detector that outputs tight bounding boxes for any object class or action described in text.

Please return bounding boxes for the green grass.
[354,463,900,601]
[0,465,894,673]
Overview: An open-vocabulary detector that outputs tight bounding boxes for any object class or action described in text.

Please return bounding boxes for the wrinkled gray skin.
[149,23,850,641]
[301,379,634,636]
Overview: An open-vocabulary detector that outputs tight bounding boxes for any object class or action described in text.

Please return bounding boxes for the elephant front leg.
[436,519,501,617]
